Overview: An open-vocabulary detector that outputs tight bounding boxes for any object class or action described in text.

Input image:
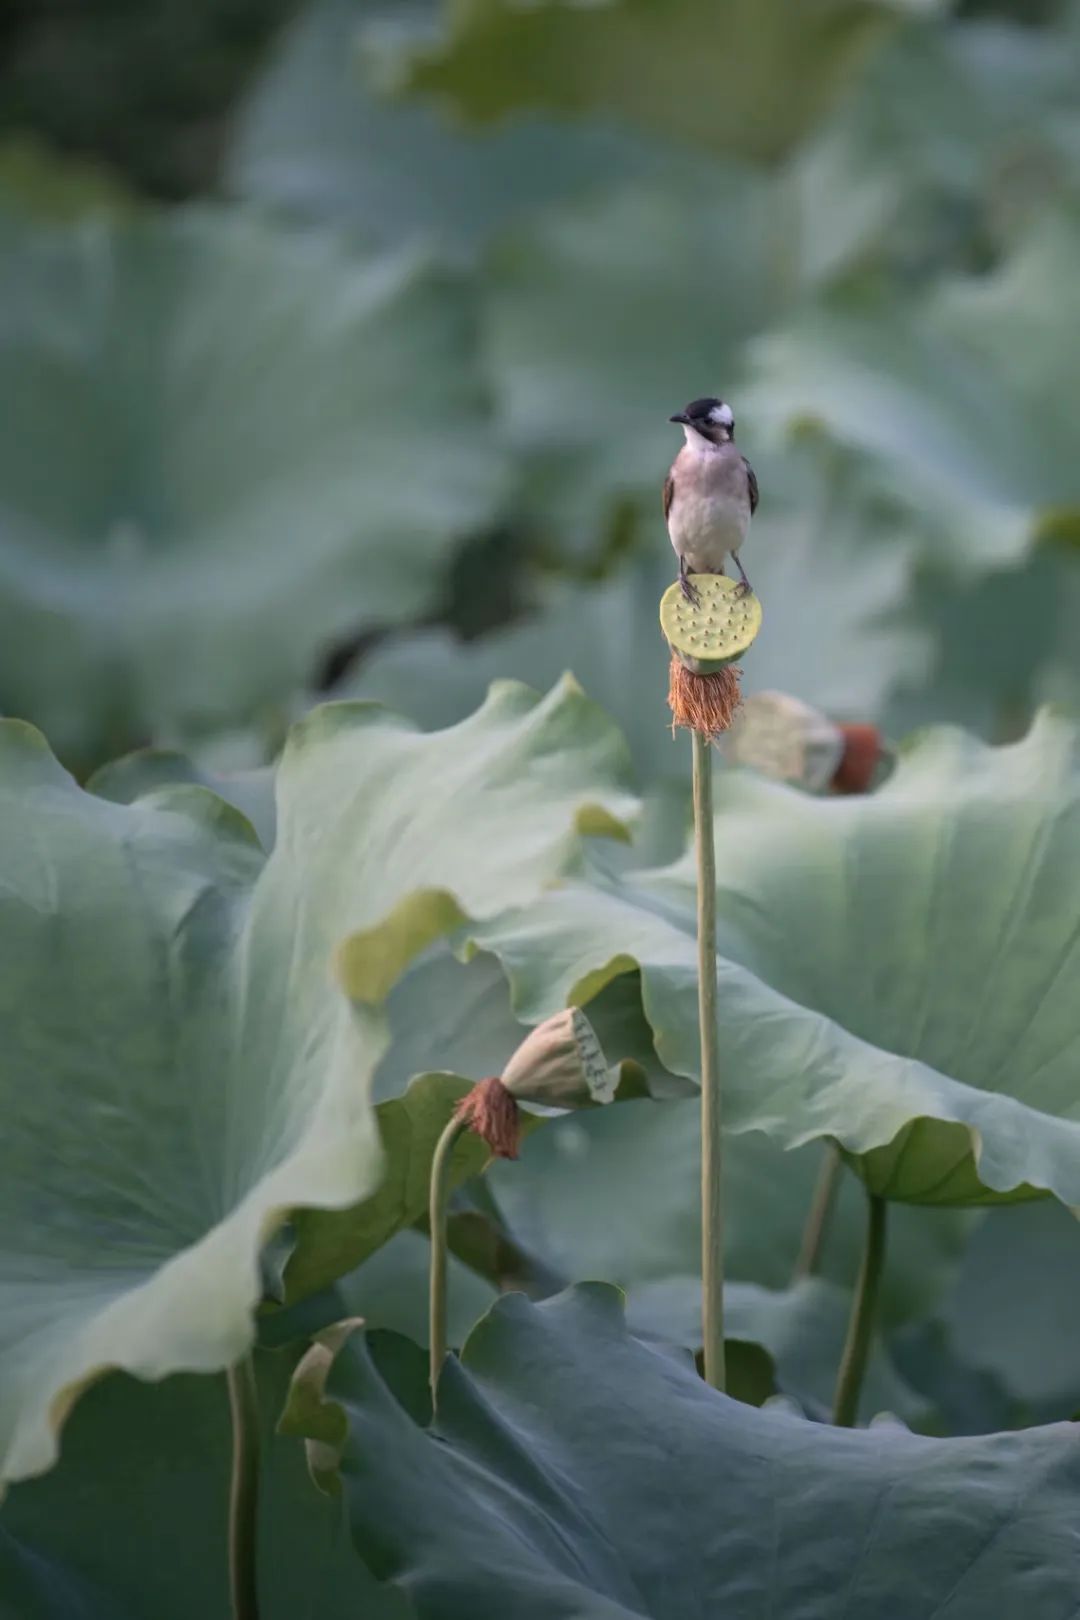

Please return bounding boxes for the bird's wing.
[743,457,759,516]
[663,469,675,523]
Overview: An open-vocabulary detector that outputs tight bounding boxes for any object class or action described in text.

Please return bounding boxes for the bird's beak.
[669,412,690,426]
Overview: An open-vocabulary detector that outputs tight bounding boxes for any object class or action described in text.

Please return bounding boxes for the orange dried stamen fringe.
[454,1076,521,1159]
[668,655,743,741]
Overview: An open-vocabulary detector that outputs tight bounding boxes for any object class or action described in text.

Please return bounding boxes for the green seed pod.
[660,574,762,673]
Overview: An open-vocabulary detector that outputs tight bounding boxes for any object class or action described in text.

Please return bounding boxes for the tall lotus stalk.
[661,573,762,1391]
[428,1008,615,1406]
[226,1354,261,1620]
[710,683,893,1411]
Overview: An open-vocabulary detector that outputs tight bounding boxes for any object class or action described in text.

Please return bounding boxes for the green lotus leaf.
[262,1227,497,1357]
[784,13,1080,285]
[374,947,673,1106]
[488,1100,969,1327]
[746,208,1080,573]
[0,138,134,225]
[939,1200,1080,1419]
[0,677,631,1488]
[328,1285,1080,1615]
[374,0,942,164]
[0,1350,405,1620]
[482,165,781,544]
[281,950,669,1306]
[342,448,928,782]
[280,1074,489,1304]
[469,710,1080,1206]
[883,543,1080,740]
[627,1276,927,1424]
[226,0,665,258]
[0,207,505,770]
[89,747,277,850]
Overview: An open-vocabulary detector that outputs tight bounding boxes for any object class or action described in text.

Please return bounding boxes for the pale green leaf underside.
[0,677,631,1486]
[470,711,1080,1206]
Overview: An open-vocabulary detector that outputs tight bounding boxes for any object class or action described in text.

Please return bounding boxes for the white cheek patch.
[708,403,734,428]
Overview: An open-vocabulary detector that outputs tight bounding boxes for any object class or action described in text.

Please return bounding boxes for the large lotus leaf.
[481,165,782,543]
[226,0,666,258]
[0,1350,404,1620]
[627,1276,927,1424]
[375,0,941,164]
[883,543,1080,740]
[0,678,631,1487]
[374,946,672,1105]
[468,711,1080,1206]
[0,207,505,769]
[280,1074,493,1303]
[746,209,1080,573]
[261,1228,497,1357]
[326,1285,1080,1615]
[785,14,1080,285]
[90,747,277,850]
[488,1100,969,1327]
[342,448,928,777]
[939,1200,1080,1419]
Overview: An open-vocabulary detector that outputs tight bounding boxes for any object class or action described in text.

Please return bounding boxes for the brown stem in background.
[792,1143,843,1282]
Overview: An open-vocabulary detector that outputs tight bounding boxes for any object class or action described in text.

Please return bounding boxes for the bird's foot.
[678,556,701,606]
[734,580,751,599]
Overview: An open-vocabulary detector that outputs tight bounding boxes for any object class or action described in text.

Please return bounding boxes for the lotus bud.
[453,1008,613,1159]
[724,691,884,795]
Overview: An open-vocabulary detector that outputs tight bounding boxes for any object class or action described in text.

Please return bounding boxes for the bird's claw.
[733,580,751,599]
[679,574,701,606]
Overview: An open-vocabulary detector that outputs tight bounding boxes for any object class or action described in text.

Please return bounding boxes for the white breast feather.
[667,446,750,574]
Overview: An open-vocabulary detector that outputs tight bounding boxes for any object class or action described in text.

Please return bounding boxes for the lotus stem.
[832,1191,887,1427]
[226,1353,261,1620]
[429,1112,469,1406]
[693,729,726,1391]
[793,1143,843,1282]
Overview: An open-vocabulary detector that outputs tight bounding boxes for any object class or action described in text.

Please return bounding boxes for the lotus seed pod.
[659,574,762,674]
[725,691,845,791]
[501,1007,615,1109]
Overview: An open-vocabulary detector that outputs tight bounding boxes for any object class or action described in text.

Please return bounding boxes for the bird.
[664,397,758,605]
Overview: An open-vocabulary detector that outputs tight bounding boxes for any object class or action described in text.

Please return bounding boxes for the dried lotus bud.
[501,1006,616,1109]
[725,691,845,791]
[724,692,884,796]
[452,1008,614,1160]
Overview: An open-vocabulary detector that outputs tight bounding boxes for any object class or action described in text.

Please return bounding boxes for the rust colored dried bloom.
[454,1076,521,1158]
[668,654,743,740]
[833,724,882,795]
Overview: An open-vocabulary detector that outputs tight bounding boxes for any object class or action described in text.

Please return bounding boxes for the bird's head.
[669,397,735,447]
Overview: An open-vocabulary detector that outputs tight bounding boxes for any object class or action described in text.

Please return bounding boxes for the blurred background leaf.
[0,209,505,769]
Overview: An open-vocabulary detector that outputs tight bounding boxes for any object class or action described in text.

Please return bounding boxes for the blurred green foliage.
[4,0,1078,772]
[0,0,296,199]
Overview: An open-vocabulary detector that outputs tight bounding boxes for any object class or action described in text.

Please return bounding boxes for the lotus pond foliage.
[2,0,1080,1615]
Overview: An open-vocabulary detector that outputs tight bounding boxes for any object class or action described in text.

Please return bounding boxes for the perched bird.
[664,397,758,603]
